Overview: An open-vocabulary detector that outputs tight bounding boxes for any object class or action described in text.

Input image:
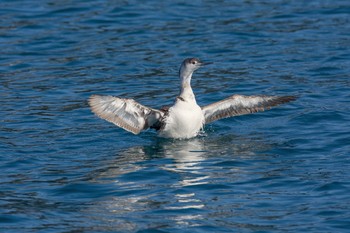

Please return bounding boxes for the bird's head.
[179,58,211,79]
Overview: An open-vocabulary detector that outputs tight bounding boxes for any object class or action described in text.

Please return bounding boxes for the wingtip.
[88,95,103,114]
[279,95,298,103]
[88,94,98,106]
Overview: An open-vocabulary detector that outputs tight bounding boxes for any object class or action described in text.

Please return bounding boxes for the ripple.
[1,0,350,232]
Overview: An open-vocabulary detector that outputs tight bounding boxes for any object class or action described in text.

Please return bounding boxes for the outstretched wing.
[88,95,164,134]
[201,95,296,124]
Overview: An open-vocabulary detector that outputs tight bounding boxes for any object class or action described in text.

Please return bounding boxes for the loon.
[89,58,296,139]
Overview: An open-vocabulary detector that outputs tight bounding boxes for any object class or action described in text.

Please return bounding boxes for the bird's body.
[89,58,296,139]
[159,96,204,139]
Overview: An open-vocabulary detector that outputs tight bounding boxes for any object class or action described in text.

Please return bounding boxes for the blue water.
[1,0,350,232]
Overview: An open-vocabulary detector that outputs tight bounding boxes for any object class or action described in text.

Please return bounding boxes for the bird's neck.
[179,72,196,102]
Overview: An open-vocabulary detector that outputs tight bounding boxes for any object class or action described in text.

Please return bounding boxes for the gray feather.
[89,95,163,134]
[201,95,296,124]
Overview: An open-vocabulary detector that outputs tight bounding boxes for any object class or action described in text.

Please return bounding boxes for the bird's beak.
[200,61,213,66]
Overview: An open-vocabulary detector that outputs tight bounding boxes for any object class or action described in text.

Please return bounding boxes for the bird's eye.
[191,61,196,64]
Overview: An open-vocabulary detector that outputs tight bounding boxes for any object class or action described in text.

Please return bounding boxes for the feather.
[201,95,297,124]
[89,95,163,134]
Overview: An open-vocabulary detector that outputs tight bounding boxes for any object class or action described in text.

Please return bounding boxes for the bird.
[88,58,296,139]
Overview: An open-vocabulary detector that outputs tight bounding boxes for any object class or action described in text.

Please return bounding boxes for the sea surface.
[1,0,350,232]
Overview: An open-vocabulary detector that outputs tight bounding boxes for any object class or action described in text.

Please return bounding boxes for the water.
[1,0,350,232]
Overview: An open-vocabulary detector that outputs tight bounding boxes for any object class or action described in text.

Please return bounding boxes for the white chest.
[159,100,204,139]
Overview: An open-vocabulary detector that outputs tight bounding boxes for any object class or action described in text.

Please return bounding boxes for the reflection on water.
[94,134,269,183]
[84,135,274,229]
